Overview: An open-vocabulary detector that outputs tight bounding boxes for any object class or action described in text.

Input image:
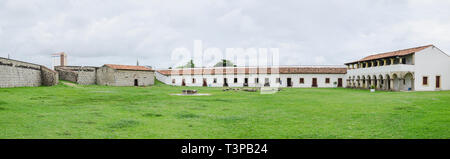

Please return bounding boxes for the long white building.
[157,66,347,88]
[157,45,450,91]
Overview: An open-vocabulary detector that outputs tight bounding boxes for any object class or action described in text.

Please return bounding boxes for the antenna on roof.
[136,59,139,66]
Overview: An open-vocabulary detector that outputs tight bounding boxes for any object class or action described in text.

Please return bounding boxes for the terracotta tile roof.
[157,67,346,76]
[346,45,433,64]
[104,64,153,71]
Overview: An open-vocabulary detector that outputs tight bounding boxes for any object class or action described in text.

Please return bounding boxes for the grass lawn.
[0,81,449,139]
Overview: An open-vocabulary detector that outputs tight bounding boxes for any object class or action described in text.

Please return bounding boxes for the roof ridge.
[345,44,434,64]
[367,44,433,57]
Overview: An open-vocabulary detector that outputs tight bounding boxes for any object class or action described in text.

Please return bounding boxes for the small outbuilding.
[96,64,155,86]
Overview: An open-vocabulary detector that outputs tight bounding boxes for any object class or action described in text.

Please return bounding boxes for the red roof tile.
[346,45,433,64]
[157,67,346,76]
[104,64,153,71]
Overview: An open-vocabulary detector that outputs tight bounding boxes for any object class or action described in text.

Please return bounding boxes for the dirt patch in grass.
[90,112,105,117]
[142,113,163,117]
[108,119,140,129]
[75,121,97,125]
[176,112,200,119]
[29,96,47,100]
[56,131,72,136]
[202,98,232,102]
[394,106,417,112]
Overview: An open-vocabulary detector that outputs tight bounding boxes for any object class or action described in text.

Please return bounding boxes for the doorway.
[436,76,441,89]
[134,79,138,86]
[244,78,248,87]
[287,78,292,87]
[182,79,186,86]
[312,78,317,87]
[264,78,270,87]
[338,78,343,87]
[203,78,207,87]
[223,78,228,87]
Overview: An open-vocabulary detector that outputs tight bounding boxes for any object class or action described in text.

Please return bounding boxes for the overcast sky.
[1,0,449,69]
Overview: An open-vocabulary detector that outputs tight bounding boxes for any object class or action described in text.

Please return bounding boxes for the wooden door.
[312,78,317,87]
[436,76,440,88]
[203,78,207,87]
[338,78,343,87]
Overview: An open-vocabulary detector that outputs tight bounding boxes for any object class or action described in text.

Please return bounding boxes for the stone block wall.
[112,70,155,86]
[0,57,58,88]
[96,66,155,86]
[41,66,59,86]
[56,68,78,83]
[77,69,96,85]
[55,66,97,85]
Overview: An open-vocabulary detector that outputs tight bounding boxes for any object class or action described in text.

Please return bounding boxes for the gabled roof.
[104,64,153,71]
[157,67,347,76]
[346,45,433,64]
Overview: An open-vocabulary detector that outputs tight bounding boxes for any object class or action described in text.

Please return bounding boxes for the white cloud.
[0,0,449,69]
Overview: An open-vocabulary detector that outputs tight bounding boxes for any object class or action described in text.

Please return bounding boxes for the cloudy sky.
[1,0,449,69]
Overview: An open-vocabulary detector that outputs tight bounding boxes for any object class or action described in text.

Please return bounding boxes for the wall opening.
[338,78,343,87]
[244,78,248,87]
[223,78,228,87]
[312,78,317,87]
[203,78,207,87]
[287,78,292,87]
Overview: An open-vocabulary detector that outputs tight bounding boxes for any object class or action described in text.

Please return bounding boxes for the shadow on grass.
[176,112,199,119]
[107,119,140,129]
[142,113,163,117]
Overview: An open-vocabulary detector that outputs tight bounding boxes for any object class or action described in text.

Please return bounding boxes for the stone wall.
[113,70,155,86]
[96,66,155,86]
[77,69,96,85]
[55,67,78,83]
[55,66,97,85]
[41,66,59,86]
[55,65,155,87]
[0,57,58,88]
[96,66,115,86]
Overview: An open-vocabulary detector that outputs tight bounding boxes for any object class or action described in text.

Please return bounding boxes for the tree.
[177,59,195,68]
[214,59,235,67]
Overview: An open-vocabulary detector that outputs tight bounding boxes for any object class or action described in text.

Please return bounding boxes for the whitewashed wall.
[159,73,346,88]
[414,47,450,91]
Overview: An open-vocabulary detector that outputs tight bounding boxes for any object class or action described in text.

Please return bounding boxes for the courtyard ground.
[0,81,448,139]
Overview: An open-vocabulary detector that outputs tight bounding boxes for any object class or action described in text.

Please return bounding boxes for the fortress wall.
[0,58,42,88]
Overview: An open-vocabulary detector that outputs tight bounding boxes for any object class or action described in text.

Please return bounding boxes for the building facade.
[56,64,155,87]
[97,64,155,86]
[156,67,347,88]
[345,45,450,91]
[157,45,449,91]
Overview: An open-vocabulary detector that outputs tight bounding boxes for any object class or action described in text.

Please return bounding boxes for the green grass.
[0,80,449,139]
